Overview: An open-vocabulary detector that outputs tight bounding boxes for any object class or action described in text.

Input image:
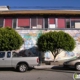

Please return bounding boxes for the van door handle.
[2,59,4,60]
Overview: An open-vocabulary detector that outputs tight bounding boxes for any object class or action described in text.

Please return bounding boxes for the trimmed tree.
[37,31,75,61]
[0,27,24,51]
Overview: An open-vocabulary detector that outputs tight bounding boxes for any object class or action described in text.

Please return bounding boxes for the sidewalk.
[34,63,56,69]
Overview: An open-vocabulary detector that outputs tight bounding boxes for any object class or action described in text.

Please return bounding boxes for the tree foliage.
[37,31,75,60]
[0,27,24,51]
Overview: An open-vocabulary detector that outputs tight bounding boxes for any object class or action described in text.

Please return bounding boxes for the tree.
[0,27,24,51]
[37,31,75,61]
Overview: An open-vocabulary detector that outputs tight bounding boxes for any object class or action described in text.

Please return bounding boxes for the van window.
[7,52,11,58]
[0,52,5,58]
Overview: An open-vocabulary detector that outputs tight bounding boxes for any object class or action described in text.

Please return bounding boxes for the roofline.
[0,10,80,15]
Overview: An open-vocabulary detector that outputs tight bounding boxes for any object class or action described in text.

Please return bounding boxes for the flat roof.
[0,10,80,15]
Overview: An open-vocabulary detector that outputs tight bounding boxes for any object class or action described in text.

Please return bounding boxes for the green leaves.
[37,30,75,55]
[0,27,24,51]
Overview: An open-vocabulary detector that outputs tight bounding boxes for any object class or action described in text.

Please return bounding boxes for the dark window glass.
[0,19,4,27]
[66,19,70,28]
[7,52,11,58]
[0,52,5,58]
[44,18,48,28]
[71,21,75,28]
[13,19,17,28]
[12,52,19,57]
[71,18,80,28]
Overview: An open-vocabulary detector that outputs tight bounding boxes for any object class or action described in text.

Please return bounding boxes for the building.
[0,8,80,29]
[0,6,80,60]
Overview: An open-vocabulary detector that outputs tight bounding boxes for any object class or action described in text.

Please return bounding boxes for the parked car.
[0,51,39,72]
[62,57,80,71]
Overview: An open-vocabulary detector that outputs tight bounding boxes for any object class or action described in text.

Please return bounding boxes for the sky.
[0,0,80,10]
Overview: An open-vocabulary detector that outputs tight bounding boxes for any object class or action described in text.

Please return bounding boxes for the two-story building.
[0,6,80,61]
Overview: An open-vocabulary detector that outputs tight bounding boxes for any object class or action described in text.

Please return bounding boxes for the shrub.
[0,27,24,51]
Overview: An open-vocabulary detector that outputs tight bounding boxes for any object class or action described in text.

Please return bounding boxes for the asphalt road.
[0,67,79,80]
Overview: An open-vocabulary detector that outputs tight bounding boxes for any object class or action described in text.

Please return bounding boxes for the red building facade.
[0,10,80,29]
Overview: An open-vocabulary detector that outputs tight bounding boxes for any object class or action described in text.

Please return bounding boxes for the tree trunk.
[52,49,60,62]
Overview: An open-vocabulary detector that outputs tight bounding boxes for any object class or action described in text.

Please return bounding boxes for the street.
[0,66,79,80]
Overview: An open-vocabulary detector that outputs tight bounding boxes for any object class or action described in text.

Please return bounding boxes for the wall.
[16,30,80,61]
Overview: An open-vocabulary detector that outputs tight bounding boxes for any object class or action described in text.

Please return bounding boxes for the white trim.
[36,17,38,28]
[30,18,31,29]
[12,19,13,28]
[55,18,58,28]
[3,19,5,27]
[70,18,71,28]
[42,18,44,29]
[12,18,17,29]
[16,18,20,29]
[43,17,45,29]
[48,18,49,29]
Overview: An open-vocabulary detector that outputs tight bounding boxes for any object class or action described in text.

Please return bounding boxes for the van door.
[5,52,12,67]
[0,52,6,67]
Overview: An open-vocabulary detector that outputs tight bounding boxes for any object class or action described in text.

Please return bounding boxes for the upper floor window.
[0,19,4,27]
[31,17,43,29]
[12,17,80,29]
[12,19,17,29]
[71,18,80,28]
[17,18,30,29]
[5,18,12,28]
[57,18,66,28]
[12,17,56,29]
[48,18,56,28]
[66,19,70,28]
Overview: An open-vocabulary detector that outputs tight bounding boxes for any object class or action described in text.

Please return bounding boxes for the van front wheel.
[18,63,28,72]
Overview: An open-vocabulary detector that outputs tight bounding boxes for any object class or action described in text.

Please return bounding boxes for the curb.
[34,65,54,69]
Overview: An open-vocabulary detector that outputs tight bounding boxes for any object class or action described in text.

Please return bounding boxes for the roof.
[0,10,80,16]
[0,6,9,11]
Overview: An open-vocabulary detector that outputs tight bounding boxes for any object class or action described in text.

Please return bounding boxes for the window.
[58,18,65,28]
[0,52,5,58]
[5,18,12,28]
[49,18,56,28]
[7,52,11,58]
[71,18,80,28]
[17,18,30,29]
[0,19,4,27]
[12,19,17,28]
[12,52,19,57]
[66,19,70,28]
[44,18,48,28]
[31,17,43,29]
[31,17,37,29]
[37,18,43,29]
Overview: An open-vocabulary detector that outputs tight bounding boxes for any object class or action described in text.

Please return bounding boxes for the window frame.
[0,18,5,28]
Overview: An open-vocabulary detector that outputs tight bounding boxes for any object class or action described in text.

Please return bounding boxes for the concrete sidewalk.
[34,63,55,69]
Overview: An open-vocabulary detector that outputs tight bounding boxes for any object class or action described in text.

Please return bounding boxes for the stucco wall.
[16,30,80,61]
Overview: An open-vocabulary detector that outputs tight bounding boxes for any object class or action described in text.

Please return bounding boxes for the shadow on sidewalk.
[35,65,80,73]
[51,66,79,73]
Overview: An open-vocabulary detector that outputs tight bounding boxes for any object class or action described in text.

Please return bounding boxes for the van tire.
[18,63,28,72]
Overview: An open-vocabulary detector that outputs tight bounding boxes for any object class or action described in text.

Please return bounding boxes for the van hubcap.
[20,65,26,71]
